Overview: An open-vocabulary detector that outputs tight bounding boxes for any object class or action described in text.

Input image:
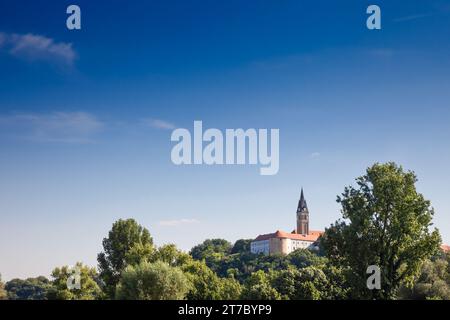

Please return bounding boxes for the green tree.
[321,162,441,299]
[115,260,189,300]
[292,266,329,300]
[124,242,154,266]
[231,239,253,254]
[47,262,102,300]
[181,260,241,300]
[271,264,350,300]
[5,276,51,300]
[190,239,232,274]
[220,276,243,300]
[216,251,291,281]
[399,257,450,300]
[151,244,192,267]
[270,267,299,299]
[191,239,231,258]
[287,249,327,269]
[322,265,351,299]
[241,270,281,300]
[97,219,154,297]
[0,274,7,300]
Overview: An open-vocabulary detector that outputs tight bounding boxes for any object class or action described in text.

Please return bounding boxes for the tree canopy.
[190,239,232,260]
[182,260,241,300]
[241,270,281,300]
[321,162,441,299]
[399,253,450,300]
[4,276,50,300]
[1,162,447,301]
[116,260,189,300]
[97,218,154,297]
[47,262,102,300]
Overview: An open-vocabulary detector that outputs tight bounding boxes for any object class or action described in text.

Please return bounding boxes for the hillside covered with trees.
[1,163,448,300]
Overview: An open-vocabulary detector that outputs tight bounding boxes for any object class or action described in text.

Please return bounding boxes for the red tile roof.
[441,244,450,253]
[254,230,323,242]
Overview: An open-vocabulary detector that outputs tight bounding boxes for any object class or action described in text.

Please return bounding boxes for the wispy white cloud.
[393,13,433,22]
[0,32,76,66]
[0,112,103,143]
[142,118,176,130]
[310,152,321,159]
[158,218,200,227]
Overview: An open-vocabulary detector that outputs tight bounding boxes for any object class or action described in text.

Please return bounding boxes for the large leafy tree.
[5,276,51,300]
[291,266,329,300]
[241,270,281,300]
[181,260,241,300]
[47,262,103,300]
[123,242,154,266]
[115,260,189,300]
[97,219,153,297]
[321,162,441,299]
[190,239,233,275]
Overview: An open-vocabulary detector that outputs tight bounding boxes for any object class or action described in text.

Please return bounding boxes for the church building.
[250,189,323,255]
[250,189,450,255]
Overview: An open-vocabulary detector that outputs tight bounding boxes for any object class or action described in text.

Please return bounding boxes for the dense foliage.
[321,162,441,299]
[47,262,103,300]
[116,261,189,300]
[1,163,447,300]
[399,253,450,300]
[97,219,154,298]
[4,276,50,300]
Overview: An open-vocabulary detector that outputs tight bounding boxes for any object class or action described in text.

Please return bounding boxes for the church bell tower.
[296,188,309,235]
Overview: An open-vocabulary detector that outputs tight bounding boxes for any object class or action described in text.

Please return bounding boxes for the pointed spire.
[296,187,309,235]
[297,188,308,212]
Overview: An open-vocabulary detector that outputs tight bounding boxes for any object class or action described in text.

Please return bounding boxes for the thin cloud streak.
[142,118,176,130]
[0,112,103,143]
[0,32,76,66]
[393,13,433,22]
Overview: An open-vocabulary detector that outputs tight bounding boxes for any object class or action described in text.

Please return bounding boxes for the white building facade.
[250,189,323,255]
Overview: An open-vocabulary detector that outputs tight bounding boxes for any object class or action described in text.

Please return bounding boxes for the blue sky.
[1,0,450,280]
